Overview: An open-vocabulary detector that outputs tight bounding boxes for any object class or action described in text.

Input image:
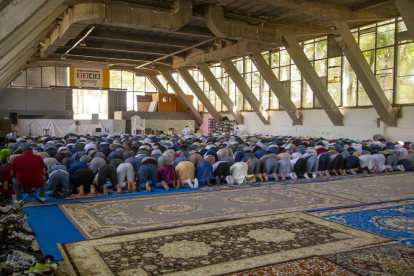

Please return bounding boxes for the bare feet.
[117,183,122,194]
[273,172,279,181]
[281,172,286,181]
[325,170,331,177]
[206,178,211,187]
[103,184,108,196]
[78,185,84,197]
[162,181,169,191]
[263,173,269,182]
[331,170,338,176]
[339,169,346,176]
[89,185,95,195]
[145,182,151,193]
[243,176,247,185]
[130,182,137,192]
[318,171,328,179]
[389,167,393,172]
[127,182,132,193]
[176,180,180,189]
[252,175,257,183]
[258,173,264,182]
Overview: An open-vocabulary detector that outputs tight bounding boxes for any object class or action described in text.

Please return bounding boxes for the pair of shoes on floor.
[187,179,199,188]
[225,176,234,185]
[289,172,298,180]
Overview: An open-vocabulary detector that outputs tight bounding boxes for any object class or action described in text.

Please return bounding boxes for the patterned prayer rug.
[59,212,390,276]
[59,185,362,239]
[294,173,414,203]
[225,256,361,276]
[311,200,414,245]
[324,243,414,275]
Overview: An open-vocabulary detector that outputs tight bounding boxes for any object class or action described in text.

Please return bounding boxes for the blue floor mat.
[320,203,414,245]
[21,185,202,205]
[24,205,85,261]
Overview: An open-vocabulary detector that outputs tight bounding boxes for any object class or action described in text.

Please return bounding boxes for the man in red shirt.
[11,147,47,204]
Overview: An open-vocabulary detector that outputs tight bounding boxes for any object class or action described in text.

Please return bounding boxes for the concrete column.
[250,53,302,125]
[176,68,222,122]
[282,35,343,126]
[159,71,204,125]
[147,74,168,94]
[197,63,244,124]
[331,21,397,126]
[220,58,270,125]
[395,0,414,41]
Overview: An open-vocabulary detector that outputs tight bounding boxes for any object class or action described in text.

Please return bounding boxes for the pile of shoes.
[0,197,67,275]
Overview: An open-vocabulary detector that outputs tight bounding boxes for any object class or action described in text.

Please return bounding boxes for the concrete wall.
[0,87,67,111]
[201,106,414,142]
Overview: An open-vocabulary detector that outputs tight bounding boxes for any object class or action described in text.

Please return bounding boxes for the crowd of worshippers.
[0,132,413,202]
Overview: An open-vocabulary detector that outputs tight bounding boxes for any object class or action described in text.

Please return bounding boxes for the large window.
[109,70,164,111]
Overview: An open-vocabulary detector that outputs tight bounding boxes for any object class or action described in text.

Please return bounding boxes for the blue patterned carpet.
[313,201,414,245]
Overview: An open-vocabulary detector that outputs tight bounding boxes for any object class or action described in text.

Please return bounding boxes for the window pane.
[396,43,414,104]
[328,82,341,106]
[397,43,414,77]
[304,44,315,61]
[362,50,375,72]
[291,65,301,81]
[236,59,243,73]
[360,28,376,51]
[236,88,243,110]
[302,80,313,108]
[377,23,395,48]
[271,52,279,68]
[244,58,252,73]
[342,57,357,107]
[315,60,327,77]
[133,75,145,92]
[270,91,279,109]
[376,47,394,103]
[110,71,122,89]
[280,66,290,81]
[252,72,260,88]
[396,76,414,104]
[291,81,301,108]
[315,40,327,59]
[358,81,372,106]
[280,50,290,66]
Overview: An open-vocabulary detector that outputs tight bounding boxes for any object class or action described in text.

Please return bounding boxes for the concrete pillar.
[250,53,302,125]
[159,71,204,125]
[176,68,222,122]
[220,58,270,125]
[331,21,397,126]
[197,63,244,124]
[147,75,168,94]
[395,0,414,41]
[282,35,343,126]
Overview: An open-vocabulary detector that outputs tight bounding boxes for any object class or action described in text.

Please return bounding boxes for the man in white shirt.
[234,127,241,136]
[182,126,191,135]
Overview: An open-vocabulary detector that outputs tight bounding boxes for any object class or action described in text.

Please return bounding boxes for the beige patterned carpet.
[59,212,390,276]
[58,185,362,239]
